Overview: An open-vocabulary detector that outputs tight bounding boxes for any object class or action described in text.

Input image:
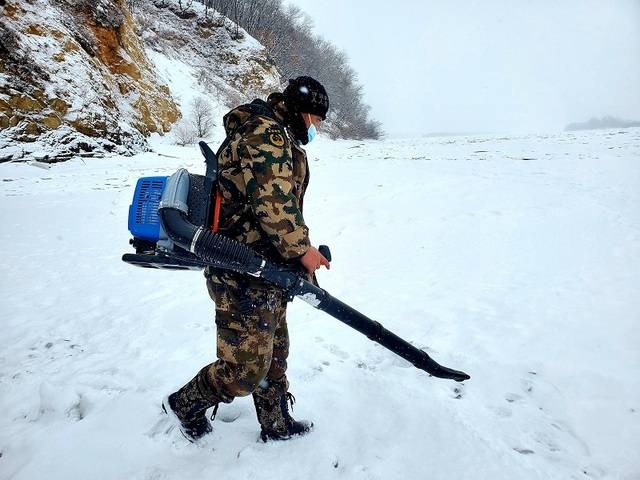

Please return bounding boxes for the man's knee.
[233,375,267,397]
[224,360,271,397]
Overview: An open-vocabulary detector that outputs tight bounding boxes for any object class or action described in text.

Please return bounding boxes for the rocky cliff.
[0,0,281,162]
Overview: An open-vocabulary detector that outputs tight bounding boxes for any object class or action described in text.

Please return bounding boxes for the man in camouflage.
[163,77,331,442]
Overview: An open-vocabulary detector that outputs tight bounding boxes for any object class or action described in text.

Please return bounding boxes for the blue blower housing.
[123,140,220,270]
[128,176,168,242]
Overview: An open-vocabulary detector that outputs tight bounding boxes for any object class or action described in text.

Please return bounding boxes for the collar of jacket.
[266,96,307,146]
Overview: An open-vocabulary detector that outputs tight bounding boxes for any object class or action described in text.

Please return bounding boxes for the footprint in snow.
[145,415,176,439]
[355,361,376,371]
[326,344,349,360]
[534,430,562,453]
[505,393,523,404]
[216,405,242,423]
[389,355,412,368]
[489,406,512,418]
[145,415,213,450]
[580,465,607,479]
[452,384,465,400]
[513,447,535,455]
[521,378,535,395]
[139,468,169,480]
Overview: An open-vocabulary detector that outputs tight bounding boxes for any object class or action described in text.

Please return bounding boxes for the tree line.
[198,0,383,140]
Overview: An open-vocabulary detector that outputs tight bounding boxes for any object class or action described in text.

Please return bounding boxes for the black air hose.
[159,208,265,275]
[159,209,200,251]
[192,229,265,275]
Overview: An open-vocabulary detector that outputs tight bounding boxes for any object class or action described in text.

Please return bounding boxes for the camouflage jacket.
[212,99,311,265]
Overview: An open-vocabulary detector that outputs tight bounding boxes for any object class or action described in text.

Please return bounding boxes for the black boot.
[162,367,220,442]
[253,386,313,442]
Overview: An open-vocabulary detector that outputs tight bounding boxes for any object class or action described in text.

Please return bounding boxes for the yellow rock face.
[41,114,62,129]
[0,98,11,116]
[50,98,70,116]
[8,94,45,112]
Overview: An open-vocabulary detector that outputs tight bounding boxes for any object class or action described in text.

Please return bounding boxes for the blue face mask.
[307,123,317,143]
[305,113,318,143]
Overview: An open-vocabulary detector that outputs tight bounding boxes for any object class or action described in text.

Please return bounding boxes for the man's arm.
[239,121,311,260]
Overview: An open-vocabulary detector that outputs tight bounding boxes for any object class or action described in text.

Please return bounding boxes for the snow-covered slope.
[0,129,638,479]
[136,1,281,110]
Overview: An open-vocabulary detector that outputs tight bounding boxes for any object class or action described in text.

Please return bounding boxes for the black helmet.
[283,76,329,120]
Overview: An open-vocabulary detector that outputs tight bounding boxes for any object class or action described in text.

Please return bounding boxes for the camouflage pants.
[203,273,289,403]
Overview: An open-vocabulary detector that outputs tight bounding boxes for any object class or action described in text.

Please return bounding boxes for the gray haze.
[287,0,640,137]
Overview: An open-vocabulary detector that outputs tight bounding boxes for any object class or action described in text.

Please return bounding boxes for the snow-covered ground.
[1,129,639,480]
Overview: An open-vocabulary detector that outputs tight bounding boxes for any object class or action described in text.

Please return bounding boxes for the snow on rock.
[0,128,638,479]
[0,0,181,162]
[0,0,281,163]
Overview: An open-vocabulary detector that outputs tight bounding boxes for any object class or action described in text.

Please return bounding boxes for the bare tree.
[190,96,214,138]
[173,121,198,146]
[125,0,143,12]
[197,0,212,18]
[177,0,193,14]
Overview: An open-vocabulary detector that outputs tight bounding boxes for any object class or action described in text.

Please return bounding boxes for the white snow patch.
[1,128,639,479]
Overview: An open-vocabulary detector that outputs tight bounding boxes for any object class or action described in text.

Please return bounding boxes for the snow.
[145,49,228,147]
[1,129,639,479]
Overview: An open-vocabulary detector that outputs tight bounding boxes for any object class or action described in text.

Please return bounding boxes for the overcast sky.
[287,0,640,137]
